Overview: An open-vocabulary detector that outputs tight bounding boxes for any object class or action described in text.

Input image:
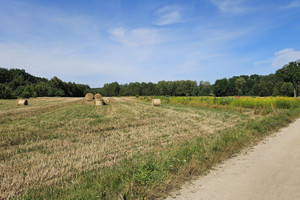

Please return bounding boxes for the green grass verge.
[22,107,300,200]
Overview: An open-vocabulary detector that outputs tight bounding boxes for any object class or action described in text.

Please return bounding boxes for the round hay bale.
[94,93,103,100]
[85,93,94,101]
[17,99,28,106]
[152,99,161,106]
[81,99,95,105]
[95,100,104,106]
[103,98,109,105]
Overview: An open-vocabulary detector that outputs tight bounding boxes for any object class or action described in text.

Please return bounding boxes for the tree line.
[0,68,90,99]
[92,80,211,97]
[94,61,300,97]
[93,76,294,97]
[214,61,300,97]
[1,60,299,99]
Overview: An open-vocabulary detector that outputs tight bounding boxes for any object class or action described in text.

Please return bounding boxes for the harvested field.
[0,97,297,199]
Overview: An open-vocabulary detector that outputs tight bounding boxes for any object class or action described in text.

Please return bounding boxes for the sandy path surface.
[167,118,300,200]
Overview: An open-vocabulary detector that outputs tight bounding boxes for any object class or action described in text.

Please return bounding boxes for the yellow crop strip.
[154,96,300,114]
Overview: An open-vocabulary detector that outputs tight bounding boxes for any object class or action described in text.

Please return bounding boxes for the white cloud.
[272,49,300,68]
[210,0,247,14]
[154,5,184,25]
[254,49,300,70]
[109,27,165,47]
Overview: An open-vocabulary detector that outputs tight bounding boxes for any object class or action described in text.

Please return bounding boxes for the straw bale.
[95,100,104,106]
[17,99,28,106]
[81,99,95,105]
[94,94,103,100]
[85,93,94,101]
[152,99,161,106]
[103,98,109,105]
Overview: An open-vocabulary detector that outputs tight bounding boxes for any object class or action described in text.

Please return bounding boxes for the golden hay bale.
[85,93,94,101]
[81,99,95,105]
[94,94,103,100]
[102,98,109,105]
[152,99,161,106]
[17,99,28,106]
[95,100,104,106]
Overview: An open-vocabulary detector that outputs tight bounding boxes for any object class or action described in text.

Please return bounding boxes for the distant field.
[0,97,299,199]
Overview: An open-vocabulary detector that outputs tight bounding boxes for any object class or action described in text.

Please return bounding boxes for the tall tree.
[198,81,211,96]
[102,82,120,96]
[213,78,229,97]
[276,61,300,97]
[235,77,246,96]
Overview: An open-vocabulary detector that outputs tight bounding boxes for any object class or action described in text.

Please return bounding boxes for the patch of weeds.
[0,152,13,161]
[40,148,54,155]
[88,115,99,119]
[71,138,79,143]
[132,158,165,186]
[48,133,61,140]
[89,118,102,126]
[16,145,46,154]
[160,134,169,138]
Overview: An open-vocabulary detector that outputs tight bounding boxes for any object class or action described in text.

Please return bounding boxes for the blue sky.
[0,0,300,87]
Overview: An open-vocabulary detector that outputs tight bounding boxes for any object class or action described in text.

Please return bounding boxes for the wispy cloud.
[154,5,184,25]
[254,49,300,70]
[280,1,300,9]
[271,49,300,68]
[0,42,155,86]
[109,27,165,47]
[210,0,247,14]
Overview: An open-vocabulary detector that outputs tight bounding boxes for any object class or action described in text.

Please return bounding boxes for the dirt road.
[167,118,300,200]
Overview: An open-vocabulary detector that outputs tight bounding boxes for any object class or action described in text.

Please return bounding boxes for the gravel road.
[167,118,300,200]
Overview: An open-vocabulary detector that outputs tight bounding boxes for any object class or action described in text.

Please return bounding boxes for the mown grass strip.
[21,106,300,200]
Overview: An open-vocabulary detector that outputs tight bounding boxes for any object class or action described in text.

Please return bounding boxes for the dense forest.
[0,68,90,99]
[93,80,211,97]
[93,76,294,97]
[0,60,299,99]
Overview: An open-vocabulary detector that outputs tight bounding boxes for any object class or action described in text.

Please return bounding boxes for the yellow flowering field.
[148,96,300,114]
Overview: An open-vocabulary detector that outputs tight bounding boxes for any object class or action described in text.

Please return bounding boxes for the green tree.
[157,81,167,95]
[235,77,246,96]
[0,68,10,83]
[128,82,141,96]
[102,82,120,96]
[251,82,260,96]
[276,61,300,97]
[213,78,229,97]
[119,84,129,96]
[198,81,211,96]
[0,84,13,99]
[49,76,67,96]
[280,82,294,97]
